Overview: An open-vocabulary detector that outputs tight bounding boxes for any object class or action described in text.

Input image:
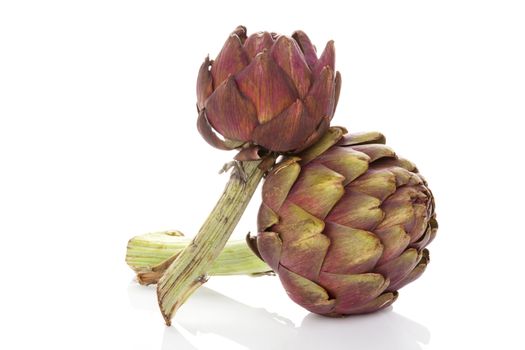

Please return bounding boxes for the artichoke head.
[197,26,341,156]
[255,127,437,316]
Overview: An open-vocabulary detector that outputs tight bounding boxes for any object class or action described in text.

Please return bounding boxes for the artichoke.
[255,128,437,316]
[197,26,341,155]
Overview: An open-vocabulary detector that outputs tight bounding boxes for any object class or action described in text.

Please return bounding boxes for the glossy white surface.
[1,1,524,349]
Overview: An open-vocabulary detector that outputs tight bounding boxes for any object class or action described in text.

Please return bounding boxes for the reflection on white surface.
[128,282,429,350]
[296,312,429,350]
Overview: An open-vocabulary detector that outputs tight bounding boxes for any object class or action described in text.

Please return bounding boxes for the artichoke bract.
[255,128,437,316]
[197,26,341,155]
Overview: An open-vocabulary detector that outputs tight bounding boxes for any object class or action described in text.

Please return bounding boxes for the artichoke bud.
[197,26,341,157]
[256,128,437,316]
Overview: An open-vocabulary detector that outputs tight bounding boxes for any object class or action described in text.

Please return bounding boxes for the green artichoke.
[255,128,437,316]
[197,26,341,155]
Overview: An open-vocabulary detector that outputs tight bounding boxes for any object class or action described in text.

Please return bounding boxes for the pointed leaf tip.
[232,25,247,43]
[211,34,249,88]
[244,31,275,59]
[292,30,318,69]
[305,66,336,124]
[313,40,335,78]
[271,35,312,98]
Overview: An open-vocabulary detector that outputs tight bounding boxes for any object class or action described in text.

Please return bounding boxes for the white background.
[1,1,524,349]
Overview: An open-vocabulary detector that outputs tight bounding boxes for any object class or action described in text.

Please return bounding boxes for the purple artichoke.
[255,128,437,316]
[197,26,341,155]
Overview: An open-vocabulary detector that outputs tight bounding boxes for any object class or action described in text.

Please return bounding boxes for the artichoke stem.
[156,156,276,325]
[126,231,272,285]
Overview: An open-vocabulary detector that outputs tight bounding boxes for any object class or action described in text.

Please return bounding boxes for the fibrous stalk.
[126,231,271,285]
[156,157,275,325]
